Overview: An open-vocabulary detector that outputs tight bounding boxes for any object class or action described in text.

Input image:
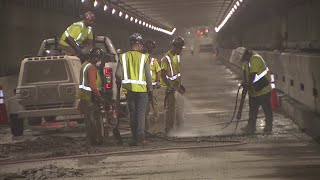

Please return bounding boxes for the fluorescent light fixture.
[125,14,129,19]
[94,0,98,7]
[135,18,138,23]
[112,9,116,14]
[240,0,243,2]
[143,22,145,26]
[119,11,123,17]
[81,0,85,3]
[234,5,237,9]
[139,20,142,24]
[146,23,148,27]
[130,17,134,21]
[104,5,108,11]
[236,1,240,6]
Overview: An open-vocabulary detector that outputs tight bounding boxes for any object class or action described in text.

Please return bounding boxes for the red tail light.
[104,67,112,89]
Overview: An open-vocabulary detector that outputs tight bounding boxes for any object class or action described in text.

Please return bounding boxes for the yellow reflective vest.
[120,51,149,92]
[59,20,93,47]
[161,50,181,89]
[77,61,101,101]
[242,52,271,97]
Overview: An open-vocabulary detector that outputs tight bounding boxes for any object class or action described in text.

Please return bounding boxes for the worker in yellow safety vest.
[77,47,105,145]
[115,33,153,146]
[161,37,186,135]
[59,11,95,56]
[240,48,273,134]
[143,40,161,131]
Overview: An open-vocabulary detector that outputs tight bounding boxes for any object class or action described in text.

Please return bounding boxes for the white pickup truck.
[11,36,127,138]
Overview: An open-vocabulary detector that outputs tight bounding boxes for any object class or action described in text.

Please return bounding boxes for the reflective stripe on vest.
[0,90,4,104]
[79,63,92,91]
[88,26,92,34]
[165,55,181,81]
[270,72,276,89]
[64,22,91,44]
[249,54,269,83]
[121,53,147,85]
[150,58,155,76]
[75,22,84,41]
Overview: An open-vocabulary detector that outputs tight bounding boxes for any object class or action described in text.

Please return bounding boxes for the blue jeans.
[126,91,148,142]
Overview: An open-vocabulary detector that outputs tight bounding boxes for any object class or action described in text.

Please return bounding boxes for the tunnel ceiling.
[115,0,233,30]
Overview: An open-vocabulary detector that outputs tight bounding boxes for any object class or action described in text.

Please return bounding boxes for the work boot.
[263,124,273,133]
[128,140,137,146]
[241,125,256,134]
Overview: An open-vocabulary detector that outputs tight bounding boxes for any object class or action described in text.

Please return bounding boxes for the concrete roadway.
[2,52,320,179]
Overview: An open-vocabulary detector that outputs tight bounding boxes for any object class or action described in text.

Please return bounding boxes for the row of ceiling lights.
[215,0,243,32]
[82,0,176,35]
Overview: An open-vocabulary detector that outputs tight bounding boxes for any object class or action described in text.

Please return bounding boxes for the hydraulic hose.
[221,85,242,129]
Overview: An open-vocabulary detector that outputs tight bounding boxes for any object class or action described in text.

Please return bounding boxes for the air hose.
[221,85,242,129]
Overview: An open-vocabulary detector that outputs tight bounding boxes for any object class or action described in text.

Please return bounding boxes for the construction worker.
[77,47,105,144]
[190,45,194,56]
[161,37,186,134]
[143,40,161,131]
[240,48,273,134]
[59,11,95,56]
[115,33,152,146]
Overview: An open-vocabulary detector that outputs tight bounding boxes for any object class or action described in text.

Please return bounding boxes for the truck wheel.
[10,118,24,136]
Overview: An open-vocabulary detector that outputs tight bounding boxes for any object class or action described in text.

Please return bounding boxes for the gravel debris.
[0,164,88,180]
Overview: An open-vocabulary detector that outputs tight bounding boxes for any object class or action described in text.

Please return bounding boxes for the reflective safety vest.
[120,51,149,92]
[248,54,269,84]
[164,53,181,81]
[243,53,271,97]
[59,20,93,47]
[77,61,101,101]
[150,57,155,77]
[150,58,156,85]
[150,57,161,85]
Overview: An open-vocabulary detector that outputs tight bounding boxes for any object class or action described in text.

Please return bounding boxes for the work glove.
[154,82,161,89]
[167,87,175,94]
[94,96,105,105]
[178,84,186,95]
[148,91,153,101]
[240,82,249,89]
[76,46,82,56]
[116,80,121,87]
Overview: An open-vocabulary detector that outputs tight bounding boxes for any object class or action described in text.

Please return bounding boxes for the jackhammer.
[222,84,247,131]
[96,55,122,145]
[112,84,123,145]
